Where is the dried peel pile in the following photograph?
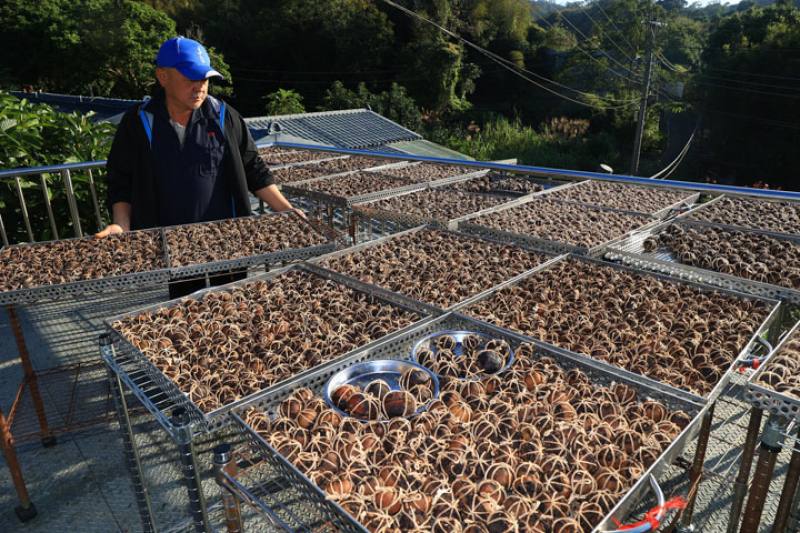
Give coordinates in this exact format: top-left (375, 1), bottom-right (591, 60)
top-left (165, 213), bottom-right (326, 268)
top-left (322, 229), bottom-right (548, 308)
top-left (465, 259), bottom-right (770, 397)
top-left (245, 344), bottom-right (693, 533)
top-left (0, 231), bottom-right (166, 291)
top-left (111, 270), bottom-right (421, 413)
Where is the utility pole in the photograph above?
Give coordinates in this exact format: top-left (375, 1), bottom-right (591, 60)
top-left (630, 20), bottom-right (663, 175)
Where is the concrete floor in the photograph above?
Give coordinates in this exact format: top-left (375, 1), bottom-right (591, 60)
top-left (1, 279), bottom-right (798, 532)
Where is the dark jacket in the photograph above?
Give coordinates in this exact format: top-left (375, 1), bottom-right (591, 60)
top-left (106, 91), bottom-right (273, 230)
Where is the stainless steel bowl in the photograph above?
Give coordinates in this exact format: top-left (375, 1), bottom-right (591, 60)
top-left (323, 359), bottom-right (440, 421)
top-left (411, 330), bottom-right (515, 380)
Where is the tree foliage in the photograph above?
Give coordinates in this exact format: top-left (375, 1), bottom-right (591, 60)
top-left (0, 0), bottom-right (231, 99)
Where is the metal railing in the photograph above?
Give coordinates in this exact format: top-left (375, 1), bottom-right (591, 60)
top-left (3, 139), bottom-right (800, 247)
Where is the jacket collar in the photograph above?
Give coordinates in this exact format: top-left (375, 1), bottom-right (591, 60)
top-left (144, 90), bottom-right (214, 127)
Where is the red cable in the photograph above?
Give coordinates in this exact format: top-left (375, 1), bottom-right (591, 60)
top-left (612, 496), bottom-right (688, 530)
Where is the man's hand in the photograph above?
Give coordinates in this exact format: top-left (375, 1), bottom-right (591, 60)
top-left (291, 208), bottom-right (307, 220)
top-left (95, 224), bottom-right (126, 238)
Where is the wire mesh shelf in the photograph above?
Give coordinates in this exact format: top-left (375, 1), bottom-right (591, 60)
top-left (223, 312), bottom-right (708, 533)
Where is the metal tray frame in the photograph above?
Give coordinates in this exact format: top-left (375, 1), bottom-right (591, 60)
top-left (163, 211), bottom-right (340, 279)
top-left (456, 194), bottom-right (658, 256)
top-left (0, 229), bottom-right (171, 305)
top-left (282, 167), bottom-right (492, 209)
top-left (352, 177), bottom-right (587, 231)
top-left (309, 224), bottom-right (565, 311)
top-left (224, 312), bottom-right (708, 533)
top-left (449, 253), bottom-right (783, 404)
top-left (272, 160), bottom-right (414, 190)
top-left (746, 319), bottom-right (800, 422)
top-left (603, 217), bottom-right (800, 305)
top-left (545, 179), bottom-right (703, 218)
top-left (101, 262), bottom-right (440, 441)
top-left (685, 193), bottom-right (800, 240)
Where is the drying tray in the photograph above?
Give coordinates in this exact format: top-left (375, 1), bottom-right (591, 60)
top-left (0, 229), bottom-right (171, 305)
top-left (351, 178), bottom-right (583, 231)
top-left (272, 159), bottom-right (413, 190)
top-left (100, 262), bottom-right (440, 441)
top-left (456, 194), bottom-right (659, 256)
top-left (747, 319), bottom-right (800, 422)
top-left (281, 167), bottom-right (491, 209)
top-left (684, 193), bottom-right (800, 240)
top-left (603, 213), bottom-right (800, 305)
top-left (546, 179), bottom-right (702, 218)
top-left (449, 253), bottom-right (783, 405)
top-left (162, 211), bottom-right (341, 279)
top-left (310, 224), bottom-right (564, 312)
top-left (225, 312), bottom-right (708, 533)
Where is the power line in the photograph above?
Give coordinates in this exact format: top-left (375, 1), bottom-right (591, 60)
top-left (593, 0), bottom-right (638, 55)
top-left (579, 1), bottom-right (637, 64)
top-left (379, 0), bottom-right (637, 110)
top-left (693, 78), bottom-right (800, 99)
top-left (696, 72), bottom-right (800, 92)
top-left (702, 108), bottom-right (800, 131)
top-left (704, 65), bottom-right (800, 82)
top-left (650, 126), bottom-right (696, 179)
top-left (536, 12), bottom-right (642, 87)
top-left (557, 11), bottom-right (640, 78)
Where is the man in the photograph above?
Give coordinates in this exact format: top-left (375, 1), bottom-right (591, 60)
top-left (97, 37), bottom-right (301, 297)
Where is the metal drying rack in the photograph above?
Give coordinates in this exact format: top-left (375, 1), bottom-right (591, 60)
top-left (100, 262), bottom-right (439, 532)
top-left (603, 205), bottom-right (800, 305)
top-left (309, 224), bottom-right (565, 312)
top-left (213, 313), bottom-right (709, 533)
top-left (456, 194), bottom-right (660, 256)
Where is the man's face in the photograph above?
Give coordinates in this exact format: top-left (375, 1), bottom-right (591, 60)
top-left (156, 67), bottom-right (209, 111)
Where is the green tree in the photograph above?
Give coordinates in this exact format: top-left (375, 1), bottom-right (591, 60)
top-left (695, 2), bottom-right (800, 187)
top-left (0, 92), bottom-right (116, 242)
top-left (263, 89), bottom-right (306, 115)
top-left (0, 0), bottom-right (231, 98)
top-left (320, 81), bottom-right (423, 131)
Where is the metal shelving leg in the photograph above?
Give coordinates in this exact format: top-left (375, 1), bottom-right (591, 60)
top-left (741, 416), bottom-right (786, 533)
top-left (788, 472), bottom-right (800, 532)
top-left (773, 431), bottom-right (800, 533)
top-left (7, 304), bottom-right (55, 447)
top-left (172, 408), bottom-right (210, 533)
top-left (0, 404), bottom-right (37, 522)
top-left (681, 402), bottom-right (716, 526)
top-left (102, 337), bottom-right (156, 533)
top-left (727, 407), bottom-right (765, 533)
top-left (213, 443), bottom-right (243, 533)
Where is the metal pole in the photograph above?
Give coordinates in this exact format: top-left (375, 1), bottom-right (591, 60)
top-left (14, 177), bottom-right (34, 242)
top-left (727, 408), bottom-right (764, 533)
top-left (788, 469), bottom-right (800, 531)
top-left (39, 174), bottom-right (59, 240)
top-left (172, 408), bottom-right (210, 533)
top-left (0, 404), bottom-right (37, 522)
top-left (630, 21), bottom-right (660, 176)
top-left (61, 168), bottom-right (83, 237)
top-left (741, 416), bottom-right (786, 532)
top-left (101, 335), bottom-right (156, 533)
top-left (773, 431), bottom-right (800, 532)
top-left (682, 402), bottom-right (715, 525)
top-left (7, 304), bottom-right (55, 446)
top-left (86, 169), bottom-right (104, 229)
top-left (0, 212), bottom-right (9, 246)
top-left (213, 443), bottom-right (243, 533)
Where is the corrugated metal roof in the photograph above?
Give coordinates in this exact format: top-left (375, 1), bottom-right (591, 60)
top-left (11, 91), bottom-right (139, 124)
top-left (388, 139), bottom-right (474, 160)
top-left (247, 108), bottom-right (421, 148)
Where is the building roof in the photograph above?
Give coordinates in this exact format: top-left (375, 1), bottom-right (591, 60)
top-left (12, 91), bottom-right (139, 124)
top-left (246, 108), bottom-right (422, 149)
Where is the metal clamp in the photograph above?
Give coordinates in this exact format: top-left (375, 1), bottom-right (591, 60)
top-left (738, 336), bottom-right (775, 370)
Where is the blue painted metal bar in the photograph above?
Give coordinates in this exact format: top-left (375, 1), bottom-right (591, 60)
top-left (272, 140), bottom-right (800, 202)
top-left (0, 138), bottom-right (797, 201)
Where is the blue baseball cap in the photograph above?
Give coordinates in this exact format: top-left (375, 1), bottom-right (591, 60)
top-left (156, 37), bottom-right (223, 81)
